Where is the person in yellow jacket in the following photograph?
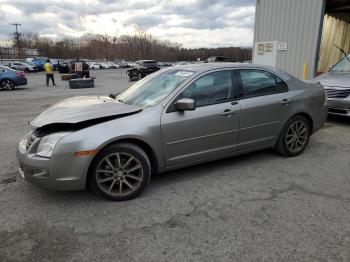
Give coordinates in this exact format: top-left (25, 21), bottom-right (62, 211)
top-left (43, 59), bottom-right (56, 87)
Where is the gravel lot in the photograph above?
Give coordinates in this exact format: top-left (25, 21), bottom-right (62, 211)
top-left (1, 69), bottom-right (350, 262)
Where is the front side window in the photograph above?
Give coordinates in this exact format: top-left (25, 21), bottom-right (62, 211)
top-left (239, 69), bottom-right (287, 98)
top-left (181, 70), bottom-right (232, 107)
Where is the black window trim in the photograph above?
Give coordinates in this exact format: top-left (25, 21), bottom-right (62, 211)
top-left (236, 68), bottom-right (289, 100)
top-left (166, 68), bottom-right (238, 113)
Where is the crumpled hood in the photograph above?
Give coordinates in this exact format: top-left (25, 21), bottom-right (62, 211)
top-left (31, 96), bottom-right (142, 128)
top-left (315, 72), bottom-right (350, 88)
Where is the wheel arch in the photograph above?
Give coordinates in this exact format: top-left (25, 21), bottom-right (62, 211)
top-left (281, 111), bottom-right (314, 134)
top-left (293, 112), bottom-right (314, 134)
top-left (89, 137), bottom-right (160, 176)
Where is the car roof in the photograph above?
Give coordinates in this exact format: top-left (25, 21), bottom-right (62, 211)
top-left (167, 63), bottom-right (293, 81)
top-left (137, 60), bottom-right (156, 62)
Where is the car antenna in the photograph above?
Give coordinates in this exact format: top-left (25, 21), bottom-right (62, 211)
top-left (334, 44), bottom-right (350, 63)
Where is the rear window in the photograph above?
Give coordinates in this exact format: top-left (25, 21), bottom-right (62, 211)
top-left (0, 66), bottom-right (15, 72)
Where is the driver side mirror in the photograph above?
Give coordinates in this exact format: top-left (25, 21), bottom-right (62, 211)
top-left (175, 98), bottom-right (196, 111)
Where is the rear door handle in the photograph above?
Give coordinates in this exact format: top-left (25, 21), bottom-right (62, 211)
top-left (220, 109), bottom-right (236, 116)
top-left (280, 99), bottom-right (290, 105)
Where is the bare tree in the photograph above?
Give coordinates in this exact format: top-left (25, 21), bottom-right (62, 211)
top-left (11, 31), bottom-right (252, 62)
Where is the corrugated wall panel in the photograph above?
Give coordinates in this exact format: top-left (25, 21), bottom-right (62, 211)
top-left (254, 0), bottom-right (325, 79)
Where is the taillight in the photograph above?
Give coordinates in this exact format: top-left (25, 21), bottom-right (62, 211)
top-left (16, 71), bottom-right (25, 78)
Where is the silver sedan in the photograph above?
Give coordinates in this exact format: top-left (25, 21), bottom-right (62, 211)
top-left (315, 54), bottom-right (350, 117)
top-left (17, 63), bottom-right (327, 201)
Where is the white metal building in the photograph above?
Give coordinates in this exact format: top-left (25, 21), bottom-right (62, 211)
top-left (253, 0), bottom-right (350, 79)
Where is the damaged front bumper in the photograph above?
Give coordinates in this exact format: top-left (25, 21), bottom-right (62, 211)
top-left (327, 98), bottom-right (350, 117)
top-left (16, 134), bottom-right (92, 191)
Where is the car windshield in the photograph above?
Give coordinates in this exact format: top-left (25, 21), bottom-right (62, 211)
top-left (118, 70), bottom-right (194, 107)
top-left (331, 55), bottom-right (350, 72)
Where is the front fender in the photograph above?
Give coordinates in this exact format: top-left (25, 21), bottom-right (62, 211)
top-left (53, 105), bottom-right (165, 173)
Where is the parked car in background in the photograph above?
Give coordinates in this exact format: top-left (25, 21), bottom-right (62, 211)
top-left (28, 57), bottom-right (48, 71)
top-left (118, 62), bottom-right (131, 68)
top-left (89, 63), bottom-right (102, 70)
top-left (50, 59), bottom-right (59, 70)
top-left (0, 65), bottom-right (27, 90)
top-left (58, 60), bottom-right (70, 74)
top-left (108, 62), bottom-right (120, 69)
top-left (16, 63), bottom-right (327, 201)
top-left (70, 60), bottom-right (90, 78)
top-left (174, 62), bottom-right (190, 66)
top-left (58, 60), bottom-right (90, 78)
top-left (99, 62), bottom-right (113, 69)
top-left (205, 56), bottom-right (229, 63)
top-left (10, 62), bottom-right (38, 72)
top-left (158, 62), bottom-right (173, 67)
top-left (315, 54), bottom-right (350, 117)
top-left (127, 60), bottom-right (160, 80)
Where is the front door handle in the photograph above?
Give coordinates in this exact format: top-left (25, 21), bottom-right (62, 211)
top-left (280, 99), bottom-right (290, 105)
top-left (220, 109), bottom-right (235, 116)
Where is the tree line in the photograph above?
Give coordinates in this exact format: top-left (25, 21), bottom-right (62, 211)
top-left (16, 30), bottom-right (252, 62)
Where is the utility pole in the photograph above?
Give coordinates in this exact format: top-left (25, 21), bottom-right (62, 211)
top-left (11, 23), bottom-right (21, 59)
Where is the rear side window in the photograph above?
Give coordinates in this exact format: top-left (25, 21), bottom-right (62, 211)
top-left (239, 69), bottom-right (288, 98)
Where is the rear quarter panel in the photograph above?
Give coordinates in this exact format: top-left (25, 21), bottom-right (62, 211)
top-left (288, 78), bottom-right (327, 133)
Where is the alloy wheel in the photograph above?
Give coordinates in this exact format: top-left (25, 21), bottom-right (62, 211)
top-left (285, 120), bottom-right (308, 153)
top-left (95, 152), bottom-right (144, 197)
top-left (1, 80), bottom-right (15, 90)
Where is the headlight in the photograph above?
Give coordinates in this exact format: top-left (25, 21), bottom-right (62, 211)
top-left (36, 132), bottom-right (70, 158)
top-left (19, 134), bottom-right (29, 154)
top-left (323, 90), bottom-right (328, 106)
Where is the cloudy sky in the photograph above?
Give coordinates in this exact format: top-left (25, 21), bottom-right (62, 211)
top-left (0, 0), bottom-right (256, 48)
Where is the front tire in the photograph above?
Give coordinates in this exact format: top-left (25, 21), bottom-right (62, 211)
top-left (275, 115), bottom-right (311, 157)
top-left (88, 143), bottom-right (151, 201)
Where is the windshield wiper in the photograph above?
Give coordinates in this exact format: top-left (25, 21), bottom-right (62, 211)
top-left (109, 93), bottom-right (119, 99)
top-left (109, 93), bottom-right (126, 103)
top-left (334, 44), bottom-right (350, 63)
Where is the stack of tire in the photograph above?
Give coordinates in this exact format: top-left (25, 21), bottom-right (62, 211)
top-left (69, 78), bottom-right (95, 89)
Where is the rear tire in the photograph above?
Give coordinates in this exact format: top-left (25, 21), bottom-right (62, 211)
top-left (275, 115), bottom-right (311, 157)
top-left (88, 143), bottom-right (151, 201)
top-left (0, 80), bottom-right (15, 91)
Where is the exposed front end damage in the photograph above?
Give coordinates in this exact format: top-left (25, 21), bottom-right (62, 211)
top-left (16, 95), bottom-right (143, 191)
